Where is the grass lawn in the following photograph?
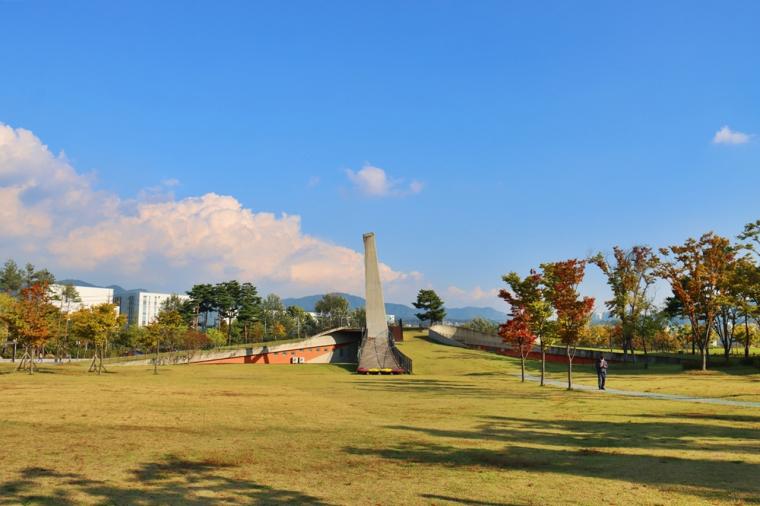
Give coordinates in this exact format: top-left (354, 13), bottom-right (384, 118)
top-left (515, 353), bottom-right (760, 403)
top-left (0, 331), bottom-right (758, 505)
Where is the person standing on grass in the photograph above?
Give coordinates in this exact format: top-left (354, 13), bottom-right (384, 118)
top-left (596, 355), bottom-right (608, 390)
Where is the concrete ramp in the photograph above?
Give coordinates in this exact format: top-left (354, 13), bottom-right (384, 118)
top-left (357, 233), bottom-right (409, 374)
top-left (112, 328), bottom-right (361, 367)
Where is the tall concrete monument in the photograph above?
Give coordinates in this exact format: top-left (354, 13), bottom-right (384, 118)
top-left (357, 233), bottom-right (407, 374)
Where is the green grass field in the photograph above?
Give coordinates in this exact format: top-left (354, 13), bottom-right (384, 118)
top-left (1, 331), bottom-right (758, 505)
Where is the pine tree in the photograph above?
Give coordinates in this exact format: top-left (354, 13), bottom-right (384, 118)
top-left (412, 289), bottom-right (446, 326)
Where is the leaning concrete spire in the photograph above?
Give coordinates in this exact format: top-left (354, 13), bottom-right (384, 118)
top-left (357, 233), bottom-right (405, 373)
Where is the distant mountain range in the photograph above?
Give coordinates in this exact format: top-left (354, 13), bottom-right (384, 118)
top-left (283, 292), bottom-right (506, 323)
top-left (57, 279), bottom-right (148, 293)
top-left (56, 281), bottom-right (506, 323)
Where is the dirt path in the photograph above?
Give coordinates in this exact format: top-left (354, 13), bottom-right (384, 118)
top-left (522, 374), bottom-right (760, 409)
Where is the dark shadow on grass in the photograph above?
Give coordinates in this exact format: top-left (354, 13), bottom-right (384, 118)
top-left (638, 412), bottom-right (760, 423)
top-left (345, 441), bottom-right (759, 503)
top-left (355, 378), bottom-right (498, 397)
top-left (345, 413), bottom-right (760, 503)
top-left (0, 456), bottom-right (332, 505)
top-left (384, 413), bottom-right (759, 452)
top-left (420, 493), bottom-right (524, 506)
top-left (329, 363), bottom-right (358, 373)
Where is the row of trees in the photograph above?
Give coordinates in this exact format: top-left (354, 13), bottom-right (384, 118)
top-left (0, 267), bottom-right (377, 373)
top-left (0, 260), bottom-right (125, 374)
top-left (181, 286), bottom-right (367, 344)
top-left (498, 220), bottom-right (760, 389)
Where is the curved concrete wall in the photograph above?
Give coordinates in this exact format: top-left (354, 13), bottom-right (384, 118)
top-left (113, 328), bottom-right (361, 366)
top-left (429, 324), bottom-right (689, 365)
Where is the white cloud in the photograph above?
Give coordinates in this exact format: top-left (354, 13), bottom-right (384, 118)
top-left (0, 123), bottom-right (422, 296)
top-left (446, 285), bottom-right (500, 307)
top-left (712, 125), bottom-right (751, 145)
top-left (345, 164), bottom-right (422, 197)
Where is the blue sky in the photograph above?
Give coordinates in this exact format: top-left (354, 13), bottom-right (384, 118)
top-left (1, 1), bottom-right (759, 310)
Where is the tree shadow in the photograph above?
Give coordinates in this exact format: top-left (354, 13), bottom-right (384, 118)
top-left (385, 413), bottom-right (759, 452)
top-left (354, 378), bottom-right (501, 397)
top-left (344, 414), bottom-right (760, 503)
top-left (0, 456), bottom-right (332, 505)
top-left (420, 493), bottom-right (524, 506)
top-left (329, 363), bottom-right (357, 373)
top-left (638, 412), bottom-right (760, 423)
top-left (346, 441), bottom-right (758, 503)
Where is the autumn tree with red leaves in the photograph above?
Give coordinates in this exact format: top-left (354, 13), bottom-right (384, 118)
top-left (499, 271), bottom-right (552, 384)
top-left (498, 308), bottom-right (536, 382)
top-left (541, 259), bottom-right (595, 390)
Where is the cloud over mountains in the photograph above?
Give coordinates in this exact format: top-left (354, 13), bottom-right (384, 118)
top-left (0, 123), bottom-right (421, 296)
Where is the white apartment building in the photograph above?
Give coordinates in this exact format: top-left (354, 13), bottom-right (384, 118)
top-left (116, 290), bottom-right (189, 327)
top-left (50, 285), bottom-right (115, 313)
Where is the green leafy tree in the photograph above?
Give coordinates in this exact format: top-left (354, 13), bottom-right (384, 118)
top-left (736, 221), bottom-right (760, 358)
top-left (237, 284), bottom-right (262, 340)
top-left (351, 307), bottom-right (367, 329)
top-left (160, 294), bottom-right (195, 326)
top-left (412, 289), bottom-right (446, 327)
top-left (22, 263), bottom-right (55, 289)
top-left (144, 310), bottom-right (187, 374)
top-left (214, 281), bottom-right (243, 344)
top-left (118, 324), bottom-right (147, 352)
top-left (0, 292), bottom-right (14, 343)
top-left (314, 293), bottom-right (350, 328)
top-left (286, 305), bottom-right (307, 338)
top-left (287, 305), bottom-right (317, 337)
top-left (187, 283), bottom-right (216, 330)
top-left (0, 259), bottom-right (24, 295)
top-left (590, 246), bottom-right (659, 362)
top-left (206, 328), bottom-right (227, 348)
top-left (634, 306), bottom-right (669, 355)
top-left (463, 317), bottom-right (498, 335)
top-left (250, 322), bottom-right (265, 342)
top-left (712, 256), bottom-right (745, 361)
top-left (58, 284), bottom-right (81, 312)
top-left (731, 257), bottom-right (760, 359)
top-left (70, 303), bottom-right (123, 375)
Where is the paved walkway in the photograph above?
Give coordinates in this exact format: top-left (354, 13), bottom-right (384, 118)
top-left (522, 374), bottom-right (760, 409)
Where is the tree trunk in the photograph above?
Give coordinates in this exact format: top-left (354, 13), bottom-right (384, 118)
top-left (700, 326), bottom-right (708, 371)
top-left (154, 343), bottom-right (159, 375)
top-left (566, 344), bottom-right (573, 390)
top-left (745, 316), bottom-right (751, 360)
top-left (520, 354), bottom-right (525, 382)
top-left (540, 345), bottom-right (546, 386)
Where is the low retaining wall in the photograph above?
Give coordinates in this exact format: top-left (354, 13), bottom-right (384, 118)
top-left (429, 324), bottom-right (683, 365)
top-left (112, 329), bottom-right (361, 366)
